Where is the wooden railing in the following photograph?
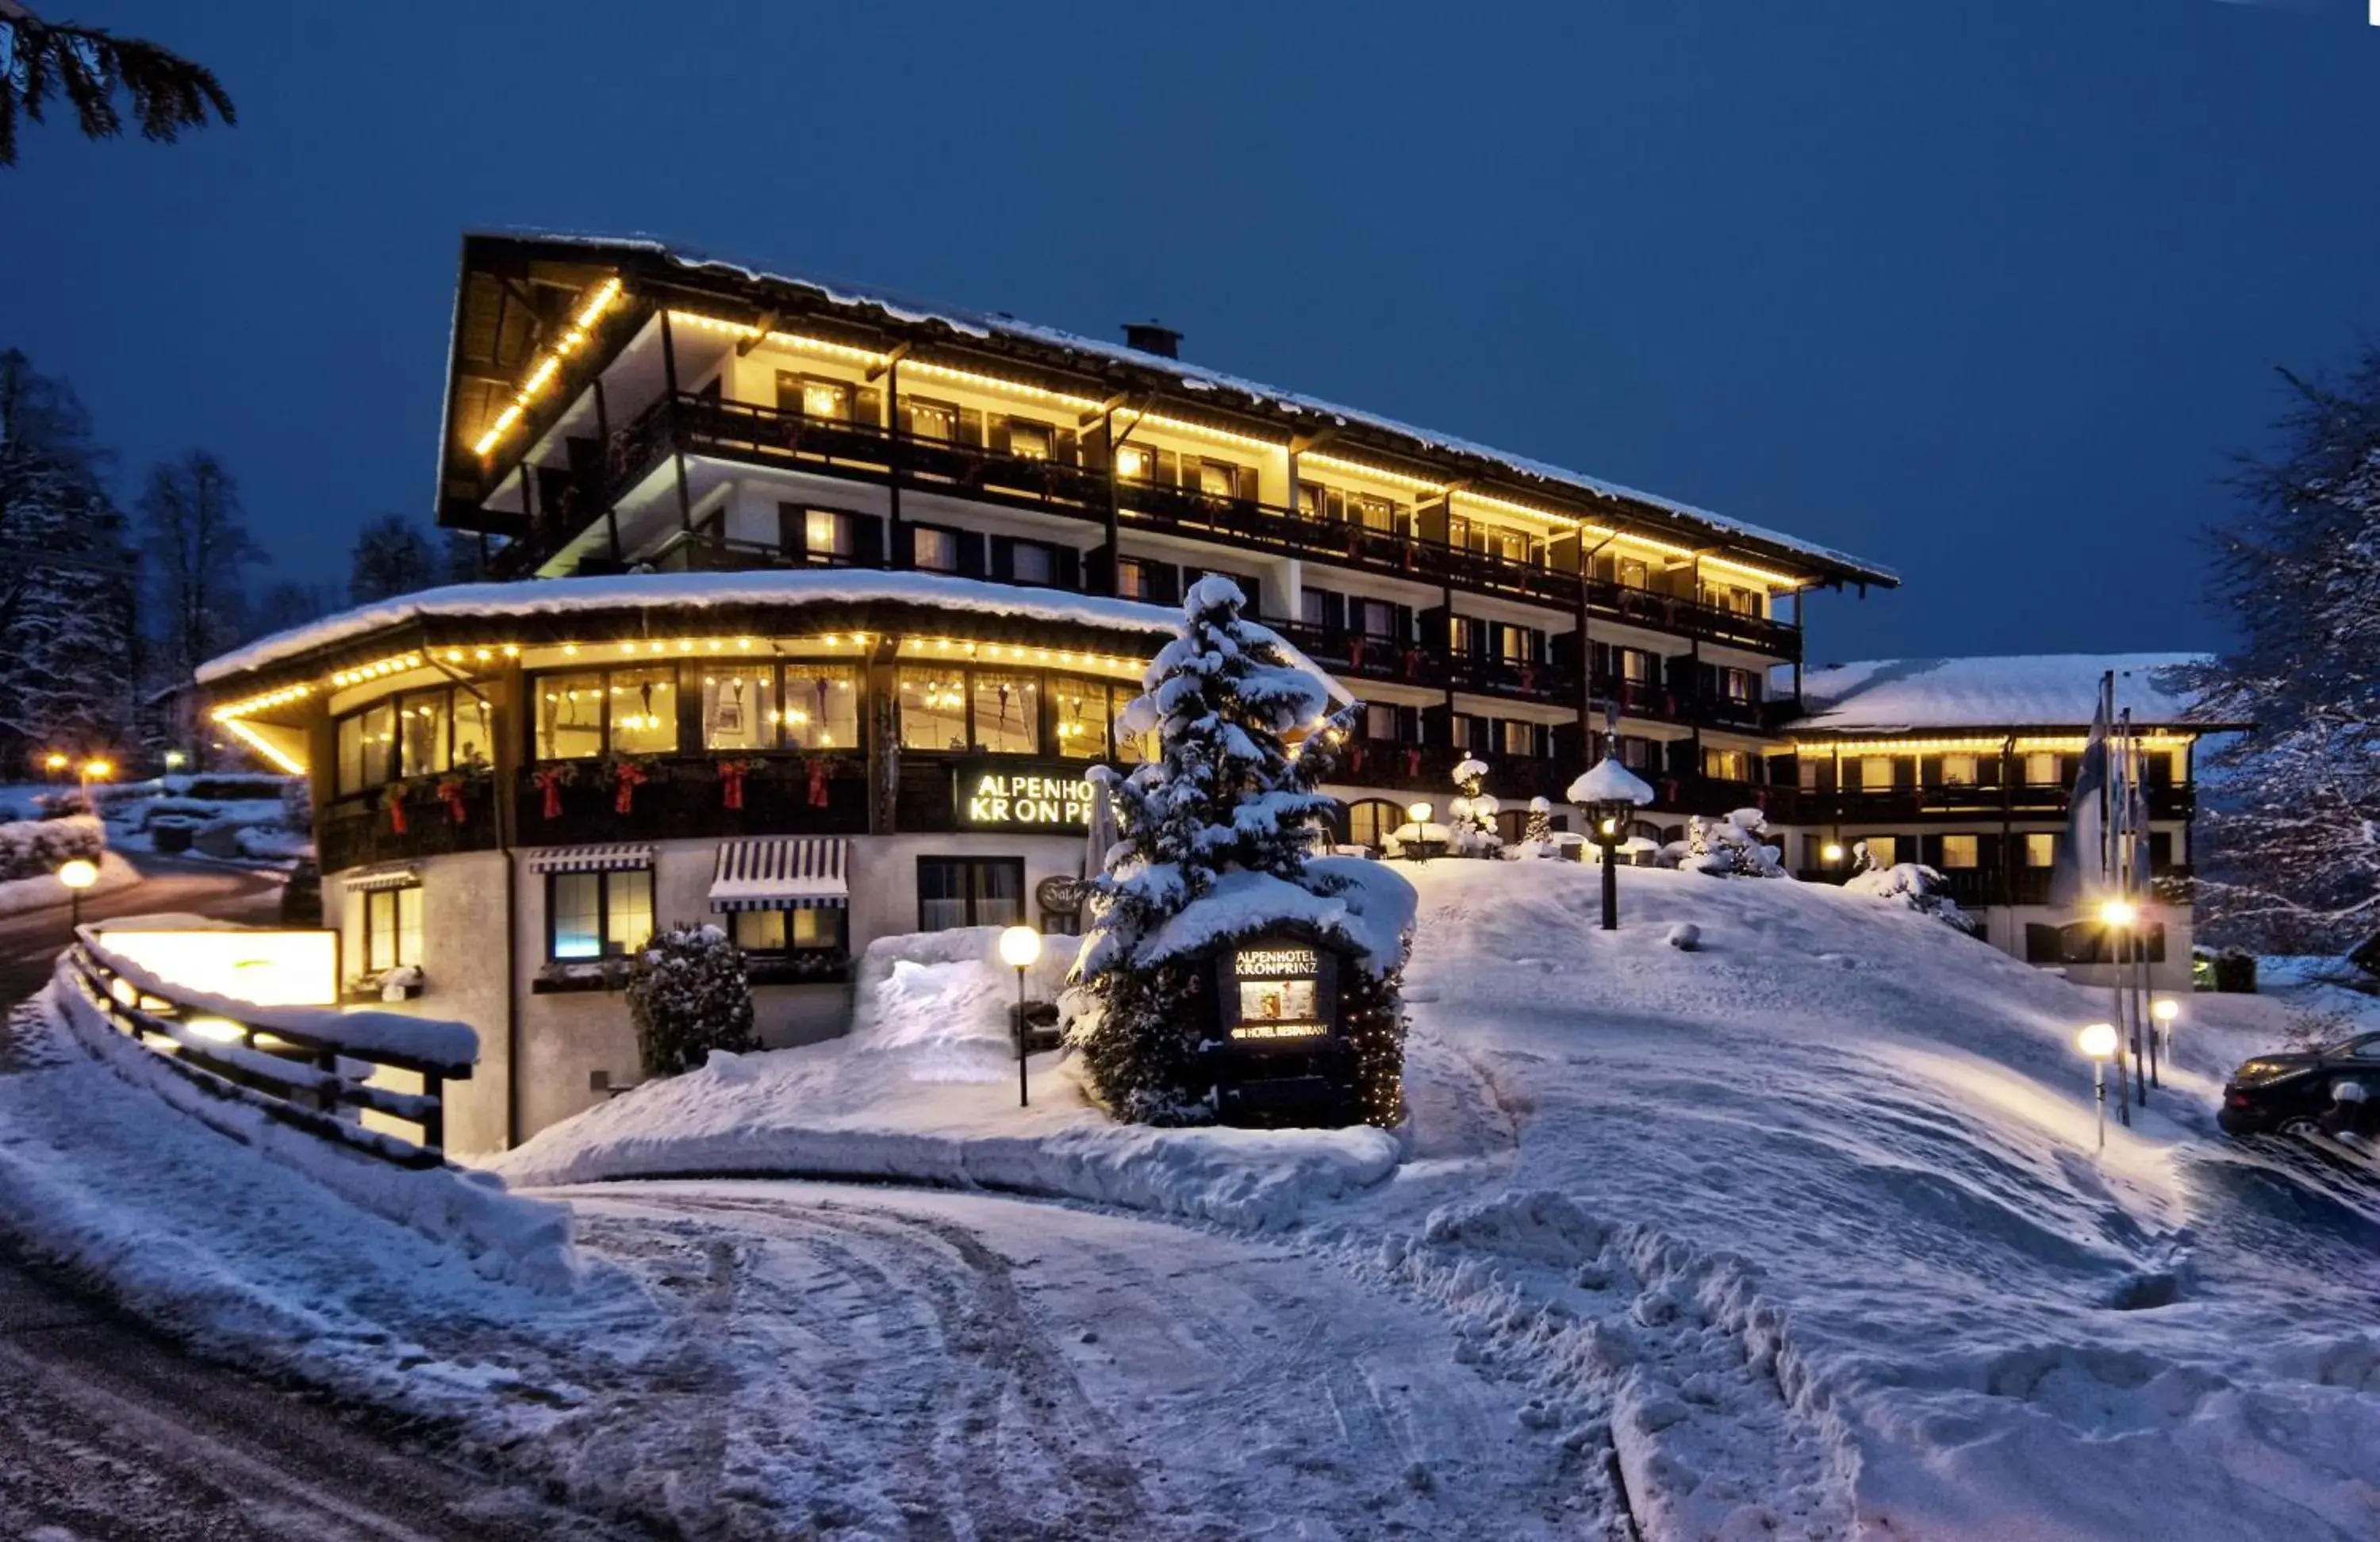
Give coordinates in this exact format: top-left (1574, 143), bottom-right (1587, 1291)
top-left (63, 929), bottom-right (475, 1168)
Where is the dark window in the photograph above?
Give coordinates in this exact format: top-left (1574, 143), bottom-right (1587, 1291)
top-left (1008, 539), bottom-right (1057, 586)
top-left (363, 886), bottom-right (423, 971)
top-left (913, 527), bottom-right (960, 573)
top-left (917, 857), bottom-right (1025, 931)
top-left (547, 869), bottom-right (654, 961)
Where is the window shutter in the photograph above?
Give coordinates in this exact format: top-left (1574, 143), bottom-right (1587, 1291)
top-left (960, 407), bottom-right (985, 447)
top-left (896, 400), bottom-right (916, 437)
top-left (1397, 705), bottom-right (1421, 742)
top-left (1150, 562), bottom-right (1180, 606)
top-left (777, 503), bottom-right (806, 557)
top-left (1155, 449), bottom-right (1180, 488)
top-left (853, 514), bottom-right (885, 566)
top-left (775, 371), bottom-right (803, 413)
top-left (1054, 427), bottom-right (1078, 466)
top-left (989, 416), bottom-right (1012, 455)
top-left (1237, 465), bottom-right (1259, 501)
top-left (1057, 546), bottom-right (1082, 591)
top-left (988, 537), bottom-right (1014, 581)
top-left (1322, 591), bottom-right (1347, 632)
top-left (959, 531), bottom-right (988, 578)
top-left (855, 386), bottom-right (881, 427)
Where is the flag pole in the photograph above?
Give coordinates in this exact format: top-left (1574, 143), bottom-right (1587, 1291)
top-left (2102, 673), bottom-right (2131, 1125)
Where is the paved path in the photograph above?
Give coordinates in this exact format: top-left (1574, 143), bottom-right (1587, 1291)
top-left (0, 852), bottom-right (283, 1006)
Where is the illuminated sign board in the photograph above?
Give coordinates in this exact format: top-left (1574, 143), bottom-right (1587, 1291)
top-left (961, 769), bottom-right (1096, 830)
top-left (1228, 942), bottom-right (1328, 1042)
top-left (94, 928), bottom-right (340, 1007)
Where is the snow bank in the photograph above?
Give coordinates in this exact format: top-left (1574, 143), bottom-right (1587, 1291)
top-left (0, 811), bottom-right (102, 882)
top-left (1138, 857), bottom-right (1416, 975)
top-left (850, 925), bottom-right (1079, 1082)
top-left (0, 848), bottom-right (138, 919)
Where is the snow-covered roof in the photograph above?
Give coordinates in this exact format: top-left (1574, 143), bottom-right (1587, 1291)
top-left (1138, 857), bottom-right (1417, 976)
top-left (1568, 758), bottom-right (1658, 807)
top-left (196, 570), bottom-right (1349, 704)
top-left (475, 230), bottom-right (1898, 587)
top-left (1787, 654), bottom-right (2235, 736)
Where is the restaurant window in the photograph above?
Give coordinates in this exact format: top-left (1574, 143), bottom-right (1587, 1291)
top-left (397, 690), bottom-right (451, 777)
top-left (608, 666), bottom-right (679, 755)
top-left (452, 692), bottom-right (494, 767)
top-left (1296, 483), bottom-right (1325, 520)
top-left (535, 671), bottom-right (608, 761)
top-left (363, 885), bottom-right (423, 972)
top-left (2024, 832), bottom-right (2057, 867)
top-left (2025, 753), bottom-right (2060, 786)
top-left (1940, 834), bottom-right (1979, 869)
top-left (781, 663), bottom-right (859, 750)
top-left (898, 669), bottom-right (969, 751)
top-left (1859, 757), bottom-right (1895, 791)
top-left (916, 857), bottom-right (1024, 931)
top-left (547, 869), bottom-right (653, 961)
top-left (702, 668), bottom-right (776, 751)
top-left (1052, 677), bottom-right (1108, 759)
top-left (336, 700), bottom-right (395, 794)
top-left (1114, 443), bottom-right (1152, 481)
top-left (731, 907), bottom-right (842, 954)
top-left (972, 673), bottom-right (1039, 754)
top-left (1940, 754), bottom-right (1979, 786)
top-left (1196, 459), bottom-right (1240, 499)
top-left (779, 373), bottom-right (851, 421)
top-left (1008, 420), bottom-right (1053, 460)
top-left (906, 397), bottom-right (958, 442)
top-left (913, 526), bottom-right (960, 573)
top-left (1111, 684), bottom-right (1158, 763)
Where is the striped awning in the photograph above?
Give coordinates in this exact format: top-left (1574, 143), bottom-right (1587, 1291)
top-left (710, 838), bottom-right (850, 912)
top-left (527, 843), bottom-right (654, 874)
top-left (340, 865), bottom-right (420, 893)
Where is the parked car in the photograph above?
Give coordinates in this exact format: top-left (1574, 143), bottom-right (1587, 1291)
top-left (2217, 1032), bottom-right (2380, 1137)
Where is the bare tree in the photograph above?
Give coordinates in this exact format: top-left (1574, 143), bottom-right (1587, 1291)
top-left (139, 450), bottom-right (261, 682)
top-left (0, 2), bottom-right (234, 167)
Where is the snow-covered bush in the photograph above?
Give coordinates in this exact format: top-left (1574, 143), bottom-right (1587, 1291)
top-left (1511, 796), bottom-right (1558, 858)
top-left (627, 923), bottom-right (758, 1079)
top-left (0, 812), bottom-right (102, 882)
top-left (1447, 758), bottom-right (1503, 857)
top-left (1841, 843), bottom-right (1983, 935)
top-left (1679, 810), bottom-right (1787, 879)
top-left (1065, 576), bottom-right (1410, 1127)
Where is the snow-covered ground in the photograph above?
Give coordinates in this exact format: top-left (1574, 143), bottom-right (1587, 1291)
top-left (4, 861), bottom-right (2378, 1538)
top-left (0, 850), bottom-right (140, 919)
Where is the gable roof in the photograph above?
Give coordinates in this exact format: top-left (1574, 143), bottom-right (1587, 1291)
top-left (1788, 654), bottom-right (2244, 736)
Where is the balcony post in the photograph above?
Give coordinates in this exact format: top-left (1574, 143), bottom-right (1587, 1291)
top-left (658, 306), bottom-right (693, 536)
top-left (885, 359), bottom-right (905, 570)
top-left (592, 374), bottom-right (622, 563)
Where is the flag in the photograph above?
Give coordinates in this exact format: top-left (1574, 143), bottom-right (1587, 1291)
top-left (2049, 684), bottom-right (2110, 908)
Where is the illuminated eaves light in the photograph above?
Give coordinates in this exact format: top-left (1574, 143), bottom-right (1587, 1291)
top-left (221, 719), bottom-right (305, 776)
top-left (471, 277), bottom-right (625, 458)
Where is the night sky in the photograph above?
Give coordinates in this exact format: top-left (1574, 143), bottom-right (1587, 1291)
top-left (7, 0), bottom-right (2378, 664)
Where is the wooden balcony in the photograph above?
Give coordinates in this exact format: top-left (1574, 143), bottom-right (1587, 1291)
top-left (498, 392), bottom-right (1802, 658)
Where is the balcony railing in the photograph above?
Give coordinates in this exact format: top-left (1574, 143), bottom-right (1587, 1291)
top-left (1796, 783), bottom-right (2196, 822)
top-left (500, 391), bottom-right (1801, 656)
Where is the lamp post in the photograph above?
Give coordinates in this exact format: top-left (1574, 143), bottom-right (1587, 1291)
top-left (2151, 996), bottom-right (2179, 1082)
top-left (79, 758), bottom-right (113, 818)
top-left (1568, 756), bottom-right (1657, 932)
top-left (998, 924), bottom-right (1042, 1108)
top-left (2098, 897), bottom-right (2142, 1108)
top-left (56, 857), bottom-right (98, 930)
top-left (43, 752), bottom-right (68, 781)
top-left (2078, 1021), bottom-right (2118, 1153)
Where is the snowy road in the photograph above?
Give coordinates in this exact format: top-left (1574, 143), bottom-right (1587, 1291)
top-left (550, 1181), bottom-right (1596, 1540)
top-left (0, 1249), bottom-right (645, 1542)
top-left (0, 850), bottom-right (282, 1005)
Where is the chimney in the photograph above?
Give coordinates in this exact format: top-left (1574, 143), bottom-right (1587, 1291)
top-left (1122, 320), bottom-right (1182, 359)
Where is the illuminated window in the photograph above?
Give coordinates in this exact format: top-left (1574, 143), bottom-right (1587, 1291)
top-left (1705, 747), bottom-right (1750, 781)
top-left (1859, 757), bottom-right (1895, 791)
top-left (1363, 703), bottom-right (1399, 741)
top-left (1502, 720), bottom-right (1538, 758)
top-left (336, 701), bottom-right (396, 794)
top-left (2025, 753), bottom-right (2059, 786)
top-left (1940, 754), bottom-right (1979, 786)
top-left (452, 692), bottom-right (493, 768)
top-left (1940, 834), bottom-right (1979, 869)
top-left (913, 527), bottom-right (960, 572)
top-left (805, 508), bottom-right (852, 560)
top-left (702, 670), bottom-right (775, 752)
top-left (781, 664), bottom-right (858, 750)
top-left (1115, 558), bottom-right (1149, 599)
top-left (536, 670), bottom-right (606, 761)
top-left (397, 691), bottom-right (451, 777)
top-left (731, 907), bottom-right (841, 953)
top-left (1797, 758), bottom-right (1821, 790)
top-left (1356, 495), bottom-right (1398, 533)
top-left (1052, 677), bottom-right (1108, 760)
top-left (363, 885), bottom-right (423, 972)
top-left (917, 857), bottom-right (1023, 931)
top-left (1620, 649), bottom-right (1653, 684)
top-left (801, 379), bottom-right (850, 420)
top-left (548, 869), bottom-right (652, 961)
top-left (1008, 420), bottom-right (1053, 460)
top-left (1197, 460), bottom-right (1240, 499)
top-left (608, 666), bottom-right (679, 755)
top-left (1863, 836), bottom-right (1898, 866)
top-left (1115, 443), bottom-right (1151, 481)
top-left (1296, 483), bottom-right (1326, 520)
top-left (972, 673), bottom-right (1039, 754)
top-left (907, 399), bottom-right (958, 442)
top-left (1618, 557), bottom-right (1650, 590)
top-left (2024, 832), bottom-right (2056, 867)
top-left (898, 668), bottom-right (969, 751)
top-left (1111, 685), bottom-right (1158, 762)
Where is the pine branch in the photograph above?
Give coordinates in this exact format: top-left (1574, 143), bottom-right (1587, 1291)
top-left (0, 2), bottom-right (235, 167)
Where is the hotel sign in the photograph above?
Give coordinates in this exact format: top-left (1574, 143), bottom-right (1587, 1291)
top-left (958, 765), bottom-right (1096, 830)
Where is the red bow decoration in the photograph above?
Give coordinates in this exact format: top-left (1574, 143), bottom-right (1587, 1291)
top-left (720, 759), bottom-right (750, 811)
top-left (804, 756), bottom-right (831, 809)
top-left (436, 775), bottom-right (468, 825)
top-left (532, 765), bottom-right (570, 820)
top-left (1348, 742), bottom-right (1367, 775)
top-left (1348, 636), bottom-right (1366, 669)
top-left (1403, 747), bottom-right (1422, 779)
top-left (613, 760), bottom-right (649, 815)
top-left (1519, 662), bottom-right (1537, 694)
top-left (382, 783), bottom-right (408, 834)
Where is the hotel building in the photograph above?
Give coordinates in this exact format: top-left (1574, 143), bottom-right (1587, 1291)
top-left (200, 231), bottom-right (1915, 1152)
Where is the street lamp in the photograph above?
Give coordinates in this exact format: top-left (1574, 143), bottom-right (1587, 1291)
top-left (2098, 898), bottom-right (2137, 929)
top-left (1821, 842), bottom-right (1845, 865)
top-left (162, 749), bottom-right (188, 772)
top-left (1568, 757), bottom-right (1656, 932)
top-left (43, 752), bottom-right (68, 778)
top-left (2152, 995), bottom-right (2180, 1072)
top-left (56, 857), bottom-right (98, 930)
top-left (78, 758), bottom-right (113, 816)
top-left (2078, 1021), bottom-right (2119, 1152)
top-left (998, 924), bottom-right (1042, 1108)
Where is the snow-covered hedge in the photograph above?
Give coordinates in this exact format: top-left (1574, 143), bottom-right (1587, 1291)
top-left (0, 812), bottom-right (103, 882)
top-left (1842, 850), bottom-right (1983, 935)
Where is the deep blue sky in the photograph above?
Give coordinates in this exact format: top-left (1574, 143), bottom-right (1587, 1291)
top-left (6, 0), bottom-right (2378, 663)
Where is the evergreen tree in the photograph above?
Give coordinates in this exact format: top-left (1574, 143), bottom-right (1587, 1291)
top-left (1068, 576), bottom-right (1365, 1122)
top-left (0, 349), bottom-right (135, 773)
top-left (139, 449), bottom-right (261, 684)
top-left (0, 2), bottom-right (235, 167)
top-left (2176, 349), bottom-right (2380, 953)
top-left (348, 512), bottom-right (440, 603)
top-left (444, 529), bottom-right (485, 585)
top-left (249, 579), bottom-right (338, 636)
top-left (627, 923), bottom-right (758, 1078)
top-left (1522, 796), bottom-right (1554, 851)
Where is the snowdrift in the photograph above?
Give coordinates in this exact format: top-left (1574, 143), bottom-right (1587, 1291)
top-left (491, 926), bottom-right (1399, 1228)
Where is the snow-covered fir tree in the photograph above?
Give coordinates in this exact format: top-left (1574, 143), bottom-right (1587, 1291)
top-left (1066, 576), bottom-right (1403, 1125)
top-left (0, 350), bottom-right (136, 774)
top-left (627, 923), bottom-right (758, 1077)
top-left (2175, 347), bottom-right (2380, 953)
top-left (1446, 756), bottom-right (1503, 857)
top-left (1520, 796), bottom-right (1554, 855)
top-left (1679, 809), bottom-right (1788, 878)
